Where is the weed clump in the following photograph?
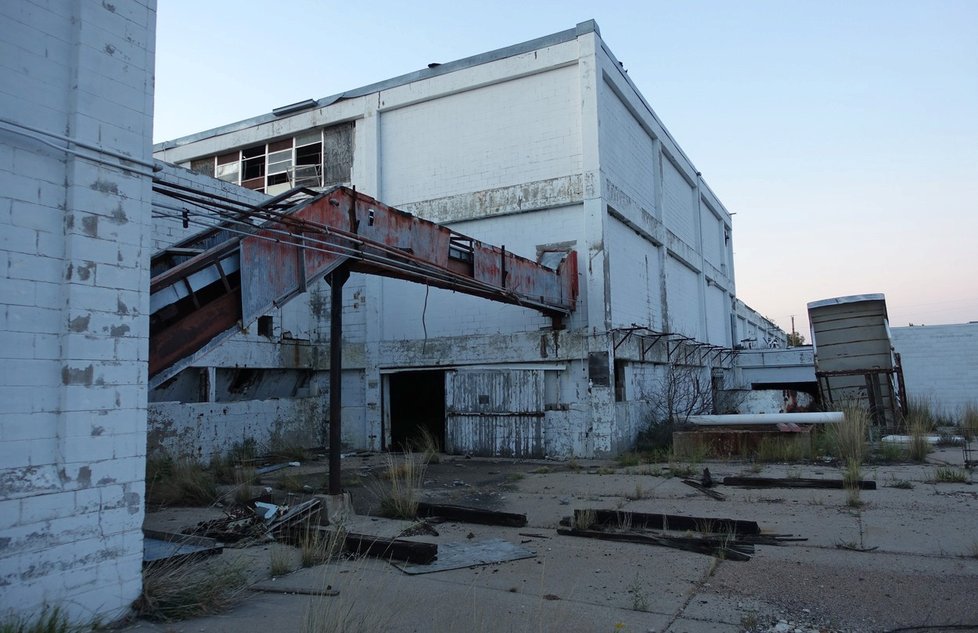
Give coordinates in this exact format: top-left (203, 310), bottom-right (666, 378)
top-left (135, 559), bottom-right (247, 621)
top-left (375, 452), bottom-right (428, 519)
top-left (146, 456), bottom-right (218, 508)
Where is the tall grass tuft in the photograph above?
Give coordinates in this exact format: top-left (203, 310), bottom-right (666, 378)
top-left (961, 402), bottom-right (978, 440)
top-left (834, 404), bottom-right (869, 507)
top-left (375, 452), bottom-right (428, 519)
top-left (135, 558), bottom-right (248, 621)
top-left (906, 413), bottom-right (932, 462)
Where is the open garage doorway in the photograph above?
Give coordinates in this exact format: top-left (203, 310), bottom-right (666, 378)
top-left (387, 370), bottom-right (446, 451)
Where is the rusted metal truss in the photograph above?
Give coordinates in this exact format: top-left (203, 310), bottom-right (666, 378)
top-left (149, 185), bottom-right (578, 383)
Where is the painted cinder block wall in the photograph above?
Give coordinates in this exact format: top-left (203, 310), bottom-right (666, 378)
top-left (0, 1), bottom-right (156, 622)
top-left (891, 323), bottom-right (978, 417)
top-left (151, 21), bottom-right (785, 458)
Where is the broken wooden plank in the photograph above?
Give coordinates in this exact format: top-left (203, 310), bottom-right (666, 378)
top-left (343, 532), bottom-right (438, 564)
top-left (557, 527), bottom-right (752, 561)
top-left (680, 479), bottom-right (727, 501)
top-left (572, 509), bottom-right (760, 535)
top-left (722, 476), bottom-right (877, 490)
top-left (416, 502), bottom-right (527, 527)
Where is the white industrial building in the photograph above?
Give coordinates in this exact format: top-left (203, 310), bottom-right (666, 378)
top-left (0, 11), bottom-right (789, 623)
top-left (152, 20), bottom-right (784, 461)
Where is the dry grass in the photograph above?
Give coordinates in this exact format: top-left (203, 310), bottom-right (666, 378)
top-left (833, 405), bottom-right (869, 467)
top-left (0, 608), bottom-right (72, 633)
top-left (270, 546), bottom-right (295, 577)
top-left (574, 508), bottom-right (596, 530)
top-left (834, 405), bottom-right (869, 507)
top-left (135, 558), bottom-right (248, 621)
top-left (375, 452), bottom-right (428, 519)
top-left (933, 466), bottom-right (968, 483)
top-left (906, 413), bottom-right (932, 462)
top-left (961, 402), bottom-right (978, 440)
top-left (301, 528), bottom-right (346, 568)
top-left (146, 456), bottom-right (218, 508)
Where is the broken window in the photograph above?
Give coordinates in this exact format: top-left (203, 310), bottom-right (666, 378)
top-left (190, 157), bottom-right (215, 178)
top-left (614, 359), bottom-right (627, 402)
top-left (190, 122), bottom-right (352, 193)
top-left (241, 145), bottom-right (266, 190)
top-left (215, 152), bottom-right (239, 183)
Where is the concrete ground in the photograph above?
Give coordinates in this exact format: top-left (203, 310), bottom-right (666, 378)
top-left (130, 446), bottom-right (978, 633)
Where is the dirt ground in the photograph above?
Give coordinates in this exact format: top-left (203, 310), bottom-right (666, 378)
top-left (134, 446), bottom-right (978, 633)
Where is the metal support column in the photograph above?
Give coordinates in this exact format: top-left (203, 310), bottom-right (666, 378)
top-left (327, 265), bottom-right (350, 495)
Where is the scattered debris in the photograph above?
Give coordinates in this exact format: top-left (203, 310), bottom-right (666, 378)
top-left (681, 478), bottom-right (727, 500)
top-left (416, 502), bottom-right (528, 527)
top-left (187, 505), bottom-right (267, 543)
top-left (267, 498), bottom-right (322, 537)
top-left (397, 520), bottom-right (440, 538)
top-left (722, 476), bottom-right (877, 490)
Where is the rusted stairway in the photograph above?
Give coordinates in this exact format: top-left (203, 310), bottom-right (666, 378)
top-left (149, 185), bottom-right (578, 386)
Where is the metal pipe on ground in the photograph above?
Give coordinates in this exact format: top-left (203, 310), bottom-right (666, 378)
top-left (686, 412), bottom-right (844, 426)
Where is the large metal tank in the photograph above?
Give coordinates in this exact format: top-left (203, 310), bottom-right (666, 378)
top-left (807, 294), bottom-right (905, 429)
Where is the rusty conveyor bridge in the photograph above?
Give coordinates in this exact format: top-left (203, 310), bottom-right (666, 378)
top-left (149, 183), bottom-right (578, 493)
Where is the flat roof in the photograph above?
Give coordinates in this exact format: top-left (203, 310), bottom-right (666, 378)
top-left (806, 294), bottom-right (887, 310)
top-left (154, 20), bottom-right (600, 152)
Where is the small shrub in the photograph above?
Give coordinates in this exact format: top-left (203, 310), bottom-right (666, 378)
top-left (627, 573), bottom-right (650, 612)
top-left (267, 437), bottom-right (309, 462)
top-left (505, 472), bottom-right (525, 483)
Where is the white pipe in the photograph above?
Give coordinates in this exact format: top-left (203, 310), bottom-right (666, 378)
top-left (881, 434), bottom-right (965, 446)
top-left (687, 412), bottom-right (844, 426)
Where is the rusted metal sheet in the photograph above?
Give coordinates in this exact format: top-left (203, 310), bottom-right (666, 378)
top-left (445, 370), bottom-right (545, 457)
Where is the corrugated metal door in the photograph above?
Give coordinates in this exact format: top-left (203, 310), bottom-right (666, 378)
top-left (445, 369), bottom-right (545, 458)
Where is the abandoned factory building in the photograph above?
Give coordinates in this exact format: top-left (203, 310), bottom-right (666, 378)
top-left (151, 20), bottom-right (784, 461)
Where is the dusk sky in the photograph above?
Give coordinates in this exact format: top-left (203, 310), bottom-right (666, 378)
top-left (154, 0), bottom-right (978, 337)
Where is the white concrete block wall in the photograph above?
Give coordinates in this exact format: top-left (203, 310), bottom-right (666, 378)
top-left (665, 256), bottom-right (702, 339)
top-left (607, 215), bottom-right (662, 329)
top-left (705, 285), bottom-right (729, 346)
top-left (891, 324), bottom-right (978, 417)
top-left (379, 64), bottom-right (582, 205)
top-left (662, 159), bottom-right (696, 245)
top-left (0, 0), bottom-right (156, 623)
top-left (600, 90), bottom-right (655, 213)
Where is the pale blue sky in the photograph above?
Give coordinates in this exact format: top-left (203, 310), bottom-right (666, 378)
top-left (154, 1), bottom-right (978, 336)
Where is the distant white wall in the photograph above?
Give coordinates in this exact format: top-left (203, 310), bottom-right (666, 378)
top-left (379, 64), bottom-right (582, 206)
top-left (892, 323), bottom-right (978, 417)
top-left (0, 1), bottom-right (156, 623)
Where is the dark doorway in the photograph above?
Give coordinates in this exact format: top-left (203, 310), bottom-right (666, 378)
top-left (389, 370), bottom-right (445, 451)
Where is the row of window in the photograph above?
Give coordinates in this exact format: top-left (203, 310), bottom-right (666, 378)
top-left (190, 123), bottom-right (353, 195)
